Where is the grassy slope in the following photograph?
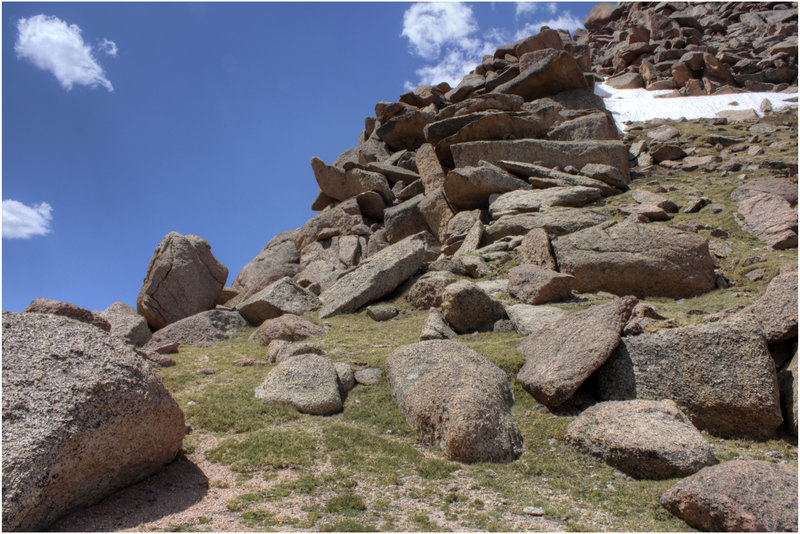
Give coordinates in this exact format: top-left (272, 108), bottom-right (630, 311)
top-left (155, 109), bottom-right (798, 532)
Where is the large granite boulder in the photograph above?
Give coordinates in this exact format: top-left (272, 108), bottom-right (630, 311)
top-left (741, 263), bottom-right (798, 343)
top-left (507, 265), bottom-right (574, 305)
top-left (255, 355), bottom-right (342, 415)
top-left (311, 157), bottom-right (392, 203)
top-left (24, 298), bottom-right (111, 332)
top-left (551, 221), bottom-right (717, 298)
top-left (444, 164), bottom-right (531, 211)
top-left (385, 340), bottom-right (523, 463)
top-left (565, 400), bottom-right (717, 480)
top-left (228, 229), bottom-right (301, 305)
top-left (136, 232), bottom-right (228, 330)
top-left (494, 49), bottom-right (589, 101)
top-left (406, 271), bottom-right (459, 309)
top-left (594, 315), bottom-right (783, 439)
top-left (661, 460), bottom-right (798, 532)
top-left (255, 314), bottom-right (327, 347)
top-left (143, 309), bottom-right (248, 351)
top-left (517, 296), bottom-right (637, 408)
top-left (318, 233), bottom-right (426, 318)
top-left (441, 280), bottom-right (506, 334)
top-left (99, 302), bottom-right (152, 347)
top-left (2, 312), bottom-right (185, 531)
top-left (236, 277), bottom-right (321, 326)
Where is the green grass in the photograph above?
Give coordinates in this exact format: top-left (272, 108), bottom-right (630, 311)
top-left (206, 426), bottom-right (318, 472)
top-left (325, 494), bottom-right (367, 514)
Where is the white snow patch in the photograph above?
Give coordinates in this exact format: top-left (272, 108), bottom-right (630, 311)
top-left (595, 81), bottom-right (798, 132)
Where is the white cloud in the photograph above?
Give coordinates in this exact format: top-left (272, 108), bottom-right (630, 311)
top-left (401, 3), bottom-right (478, 60)
top-left (515, 12), bottom-right (585, 39)
top-left (99, 38), bottom-right (118, 57)
top-left (516, 2), bottom-right (559, 19)
top-left (402, 2), bottom-right (503, 88)
top-left (2, 200), bottom-right (53, 239)
top-left (15, 14), bottom-right (113, 92)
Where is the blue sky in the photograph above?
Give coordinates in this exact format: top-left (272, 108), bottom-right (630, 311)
top-left (3, 1), bottom-right (594, 313)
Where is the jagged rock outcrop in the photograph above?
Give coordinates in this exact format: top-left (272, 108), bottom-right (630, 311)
top-left (137, 232), bottom-right (228, 330)
top-left (2, 312), bottom-right (185, 531)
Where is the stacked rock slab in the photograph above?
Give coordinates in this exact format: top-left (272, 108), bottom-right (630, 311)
top-left (578, 3), bottom-right (798, 94)
top-left (2, 312), bottom-right (185, 531)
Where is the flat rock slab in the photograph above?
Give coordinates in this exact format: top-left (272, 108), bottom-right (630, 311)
top-left (594, 315), bottom-right (783, 440)
top-left (143, 310), bottom-right (248, 352)
top-left (517, 296), bottom-right (637, 408)
top-left (488, 186), bottom-right (602, 218)
top-left (319, 233), bottom-right (426, 319)
top-left (2, 312), bottom-right (185, 531)
top-left (385, 340), bottom-right (523, 463)
top-left (733, 189), bottom-right (798, 249)
top-left (451, 139), bottom-right (630, 182)
top-left (566, 399), bottom-right (717, 480)
top-left (505, 304), bottom-right (566, 335)
top-left (485, 208), bottom-right (609, 242)
top-left (236, 276), bottom-right (321, 326)
top-left (552, 221), bottom-right (716, 298)
top-left (255, 355), bottom-right (342, 415)
top-left (661, 460), bottom-right (798, 532)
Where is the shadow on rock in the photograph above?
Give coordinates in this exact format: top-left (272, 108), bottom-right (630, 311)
top-left (47, 455), bottom-right (208, 532)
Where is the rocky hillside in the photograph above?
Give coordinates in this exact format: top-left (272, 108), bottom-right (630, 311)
top-left (3, 2), bottom-right (798, 532)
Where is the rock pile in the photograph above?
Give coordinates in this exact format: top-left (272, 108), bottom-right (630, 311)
top-left (580, 2), bottom-right (798, 94)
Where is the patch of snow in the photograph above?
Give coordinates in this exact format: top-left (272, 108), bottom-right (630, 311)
top-left (595, 81), bottom-right (798, 132)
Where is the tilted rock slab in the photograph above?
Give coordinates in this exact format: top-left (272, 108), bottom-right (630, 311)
top-left (2, 312), bottom-right (185, 531)
top-left (255, 354), bottom-right (342, 415)
top-left (594, 315), bottom-right (783, 439)
top-left (236, 276), bottom-right (321, 326)
top-left (444, 163), bottom-right (531, 211)
top-left (661, 460), bottom-right (798, 532)
top-left (494, 49), bottom-right (589, 101)
top-left (385, 340), bottom-right (523, 463)
top-left (143, 309), bottom-right (248, 351)
top-left (318, 233), bottom-right (426, 318)
top-left (740, 262), bottom-right (798, 343)
top-left (565, 399), bottom-right (717, 480)
top-left (451, 139), bottom-right (630, 181)
top-left (552, 221), bottom-right (716, 298)
top-left (99, 301), bottom-right (151, 347)
top-left (733, 189), bottom-right (798, 250)
top-left (517, 296), bottom-right (637, 408)
top-left (24, 298), bottom-right (111, 332)
top-left (505, 304), bottom-right (566, 335)
top-left (137, 232), bottom-right (228, 330)
top-left (311, 157), bottom-right (392, 203)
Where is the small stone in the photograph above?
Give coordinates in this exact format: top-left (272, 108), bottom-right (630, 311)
top-left (232, 358), bottom-right (269, 367)
top-left (523, 507), bottom-right (545, 516)
top-left (153, 342), bottom-right (179, 354)
top-left (745, 269), bottom-right (766, 282)
top-left (366, 304), bottom-right (399, 322)
top-left (197, 368), bottom-right (218, 375)
top-left (354, 367), bottom-right (382, 385)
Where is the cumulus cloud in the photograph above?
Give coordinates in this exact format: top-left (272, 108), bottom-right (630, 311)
top-left (15, 14), bottom-right (113, 92)
top-left (516, 12), bottom-right (585, 39)
top-left (99, 38), bottom-right (118, 57)
top-left (2, 200), bottom-right (53, 239)
top-left (515, 2), bottom-right (559, 18)
top-left (402, 2), bottom-right (501, 88)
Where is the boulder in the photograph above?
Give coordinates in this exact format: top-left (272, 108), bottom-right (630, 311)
top-left (565, 400), bottom-right (717, 480)
top-left (517, 228), bottom-right (557, 269)
top-left (366, 304), bottom-right (398, 322)
top-left (661, 460), bottom-right (798, 532)
top-left (505, 304), bottom-right (566, 335)
top-left (606, 72), bottom-right (645, 89)
top-left (631, 190), bottom-right (679, 212)
top-left (485, 208), bottom-right (609, 242)
top-left (383, 196), bottom-right (430, 244)
top-left (236, 277), bottom-right (321, 326)
top-left (418, 187), bottom-right (455, 244)
top-left (24, 298), bottom-right (111, 332)
top-left (547, 112), bottom-right (619, 141)
top-left (294, 199), bottom-right (365, 253)
top-left (552, 221), bottom-right (717, 298)
top-left (444, 164), bottom-right (531, 211)
top-left (451, 139), bottom-right (630, 181)
top-left (494, 49), bottom-right (589, 101)
top-left (266, 340), bottom-right (325, 364)
top-left (255, 314), bottom-right (327, 347)
top-left (732, 188), bottom-right (798, 249)
top-left (419, 308), bottom-right (458, 341)
top-left (741, 264), bottom-right (798, 343)
top-left (499, 160), bottom-right (622, 194)
top-left (731, 177), bottom-right (798, 207)
top-left (311, 157), bottom-right (392, 203)
top-left (416, 143), bottom-right (447, 192)
top-left (594, 315), bottom-right (783, 439)
top-left (318, 233), bottom-right (426, 318)
top-left (406, 271), bottom-right (459, 309)
top-left (137, 232), bottom-right (228, 330)
top-left (99, 301), bottom-right (152, 347)
top-left (489, 186), bottom-right (602, 218)
top-left (228, 229), bottom-right (300, 304)
top-left (354, 367), bottom-right (382, 386)
top-left (2, 312), bottom-right (185, 531)
top-left (334, 362), bottom-right (356, 394)
top-left (143, 310), bottom-right (248, 351)
top-left (779, 352), bottom-right (798, 435)
top-left (584, 3), bottom-right (625, 30)
top-left (507, 265), bottom-right (574, 305)
top-left (440, 280), bottom-right (506, 334)
top-left (517, 296), bottom-right (637, 408)
top-left (255, 355), bottom-right (342, 415)
top-left (375, 109), bottom-right (432, 151)
top-left (385, 340), bottom-right (523, 463)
